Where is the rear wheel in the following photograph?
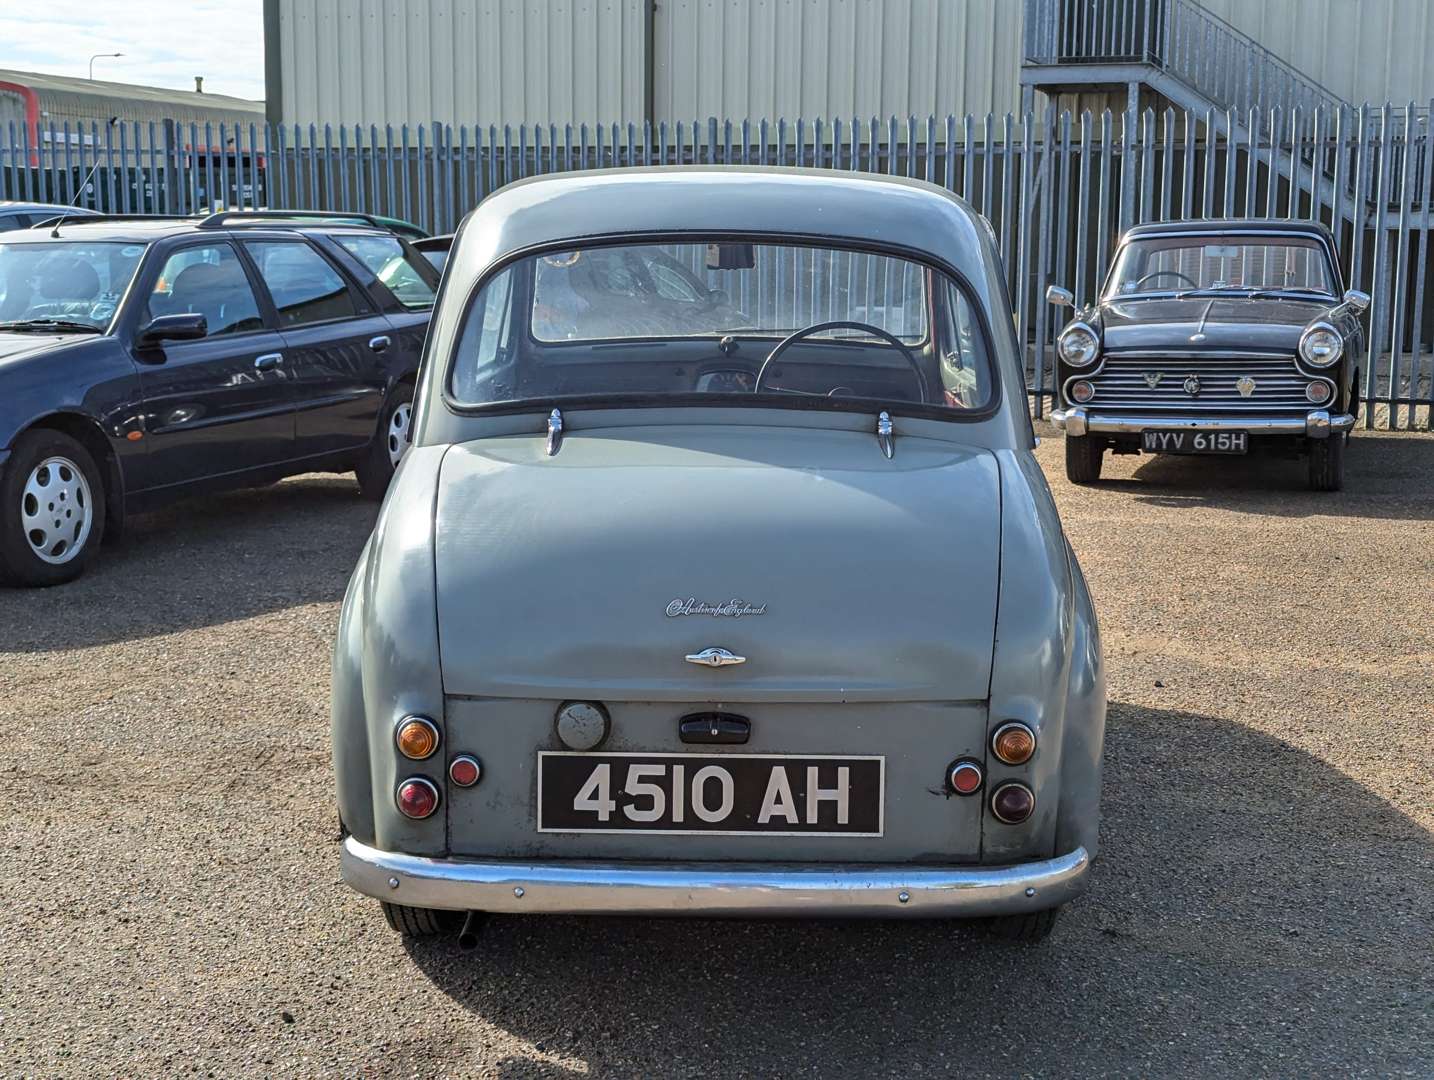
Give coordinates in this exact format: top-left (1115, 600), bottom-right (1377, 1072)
top-left (1308, 432), bottom-right (1346, 492)
top-left (380, 901), bottom-right (462, 938)
top-left (356, 384), bottom-right (415, 501)
top-left (981, 906), bottom-right (1062, 942)
top-left (1064, 434), bottom-right (1103, 484)
top-left (0, 429), bottom-right (106, 587)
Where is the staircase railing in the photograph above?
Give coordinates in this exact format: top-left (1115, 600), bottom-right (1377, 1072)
top-left (1024, 0), bottom-right (1346, 117)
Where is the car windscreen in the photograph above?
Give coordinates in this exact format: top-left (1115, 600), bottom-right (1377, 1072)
top-left (449, 240), bottom-right (994, 415)
top-left (0, 240), bottom-right (146, 329)
top-left (1106, 235), bottom-right (1334, 298)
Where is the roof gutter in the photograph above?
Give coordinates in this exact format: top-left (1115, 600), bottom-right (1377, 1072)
top-left (0, 79), bottom-right (40, 167)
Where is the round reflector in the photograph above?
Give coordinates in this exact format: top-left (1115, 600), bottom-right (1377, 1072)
top-left (395, 777), bottom-right (439, 819)
top-left (395, 716), bottom-right (439, 760)
top-left (1070, 380), bottom-right (1095, 404)
top-left (990, 782), bottom-right (1035, 824)
top-left (991, 722), bottom-right (1037, 765)
top-left (449, 755), bottom-right (482, 788)
top-left (1306, 381), bottom-right (1332, 403)
top-left (947, 760), bottom-right (984, 796)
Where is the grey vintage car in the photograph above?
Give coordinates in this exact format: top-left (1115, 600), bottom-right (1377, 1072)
top-left (332, 168), bottom-right (1105, 944)
top-left (1049, 219), bottom-right (1369, 491)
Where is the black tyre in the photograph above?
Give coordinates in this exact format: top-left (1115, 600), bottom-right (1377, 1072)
top-left (981, 906), bottom-right (1062, 942)
top-left (356, 384), bottom-right (415, 501)
top-left (1308, 432), bottom-right (1346, 492)
top-left (380, 901), bottom-right (462, 938)
top-left (1064, 434), bottom-right (1103, 484)
top-left (0, 429), bottom-right (106, 587)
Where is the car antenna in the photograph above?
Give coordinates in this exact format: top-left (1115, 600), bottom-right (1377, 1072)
top-left (52, 120), bottom-right (114, 237)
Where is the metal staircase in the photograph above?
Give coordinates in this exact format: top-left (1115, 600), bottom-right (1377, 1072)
top-left (1021, 0), bottom-right (1345, 120)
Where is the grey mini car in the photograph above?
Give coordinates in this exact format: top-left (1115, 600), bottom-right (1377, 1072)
top-left (333, 168), bottom-right (1105, 944)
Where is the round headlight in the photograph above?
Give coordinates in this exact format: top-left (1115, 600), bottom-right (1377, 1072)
top-left (1299, 323), bottom-right (1343, 368)
top-left (1057, 323), bottom-right (1100, 368)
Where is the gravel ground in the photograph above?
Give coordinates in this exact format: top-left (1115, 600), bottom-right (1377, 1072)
top-left (2, 431), bottom-right (1431, 1078)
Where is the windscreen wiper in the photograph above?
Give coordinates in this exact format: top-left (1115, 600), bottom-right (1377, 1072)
top-left (0, 319), bottom-right (103, 334)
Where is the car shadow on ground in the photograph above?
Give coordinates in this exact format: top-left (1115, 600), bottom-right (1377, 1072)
top-left (0, 475), bottom-right (376, 653)
top-left (1095, 433), bottom-right (1434, 520)
top-left (402, 702), bottom-right (1432, 1077)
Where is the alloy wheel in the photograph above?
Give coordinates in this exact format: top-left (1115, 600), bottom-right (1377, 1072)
top-left (20, 456), bottom-right (93, 565)
top-left (387, 402), bottom-right (413, 469)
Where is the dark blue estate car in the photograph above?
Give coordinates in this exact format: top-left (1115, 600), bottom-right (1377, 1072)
top-left (0, 211), bottom-right (439, 586)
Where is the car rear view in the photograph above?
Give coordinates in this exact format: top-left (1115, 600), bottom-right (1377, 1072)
top-left (332, 169), bottom-right (1105, 944)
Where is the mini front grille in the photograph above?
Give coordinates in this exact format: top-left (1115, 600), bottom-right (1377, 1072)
top-left (1083, 352), bottom-right (1325, 411)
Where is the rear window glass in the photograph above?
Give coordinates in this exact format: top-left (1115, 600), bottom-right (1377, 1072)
top-left (334, 234), bottom-right (436, 309)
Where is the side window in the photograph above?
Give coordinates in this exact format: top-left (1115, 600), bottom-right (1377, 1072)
top-left (332, 234), bottom-right (436, 310)
top-left (144, 243), bottom-right (263, 336)
top-left (243, 240), bottom-right (359, 327)
top-left (0, 213), bottom-right (30, 232)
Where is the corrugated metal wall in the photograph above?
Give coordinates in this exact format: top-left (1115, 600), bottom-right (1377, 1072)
top-left (1198, 0), bottom-right (1434, 106)
top-left (652, 0), bottom-right (1024, 124)
top-left (270, 0), bottom-right (647, 129)
top-left (270, 0), bottom-right (1025, 129)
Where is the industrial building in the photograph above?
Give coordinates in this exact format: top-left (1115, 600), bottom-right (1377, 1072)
top-left (263, 0), bottom-right (1434, 133)
top-left (0, 68), bottom-right (264, 150)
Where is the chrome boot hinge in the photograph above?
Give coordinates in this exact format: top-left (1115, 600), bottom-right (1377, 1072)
top-left (546, 408), bottom-right (564, 456)
top-left (876, 410), bottom-right (895, 459)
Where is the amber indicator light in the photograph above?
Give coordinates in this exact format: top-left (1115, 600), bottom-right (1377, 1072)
top-left (991, 722), bottom-right (1037, 765)
top-left (395, 716), bottom-right (439, 760)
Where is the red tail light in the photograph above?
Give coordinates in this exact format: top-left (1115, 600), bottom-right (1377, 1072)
top-left (947, 760), bottom-right (984, 796)
top-left (990, 782), bottom-right (1035, 824)
top-left (395, 777), bottom-right (439, 819)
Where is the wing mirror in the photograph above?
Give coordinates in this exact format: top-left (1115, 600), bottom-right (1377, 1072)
top-left (137, 313), bottom-right (208, 348)
top-left (1046, 285), bottom-right (1074, 308)
top-left (1342, 289), bottom-right (1370, 314)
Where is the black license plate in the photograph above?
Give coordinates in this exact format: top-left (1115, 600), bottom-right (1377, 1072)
top-left (537, 752), bottom-right (884, 836)
top-left (1142, 430), bottom-right (1248, 454)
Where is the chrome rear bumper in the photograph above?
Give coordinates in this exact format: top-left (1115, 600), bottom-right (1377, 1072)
top-left (341, 836), bottom-right (1091, 918)
top-left (1051, 407), bottom-right (1354, 439)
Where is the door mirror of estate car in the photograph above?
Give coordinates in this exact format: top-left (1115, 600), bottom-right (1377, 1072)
top-left (1343, 289), bottom-right (1371, 314)
top-left (706, 287), bottom-right (732, 307)
top-left (137, 313), bottom-right (208, 348)
top-left (1046, 284), bottom-right (1074, 308)
top-left (706, 242), bottom-right (756, 271)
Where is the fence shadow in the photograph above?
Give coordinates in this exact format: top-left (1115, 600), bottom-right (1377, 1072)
top-left (0, 474), bottom-right (375, 653)
top-left (403, 701), bottom-right (1433, 1076)
top-left (1098, 432), bottom-right (1434, 520)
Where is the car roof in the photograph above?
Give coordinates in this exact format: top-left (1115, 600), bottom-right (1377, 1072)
top-left (0, 201), bottom-right (101, 215)
top-left (1123, 218), bottom-right (1337, 243)
top-left (1, 215), bottom-right (401, 244)
top-left (447, 166), bottom-right (992, 292)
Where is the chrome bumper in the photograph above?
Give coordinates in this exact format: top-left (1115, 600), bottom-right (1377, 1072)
top-left (341, 836), bottom-right (1091, 918)
top-left (1051, 407), bottom-right (1354, 439)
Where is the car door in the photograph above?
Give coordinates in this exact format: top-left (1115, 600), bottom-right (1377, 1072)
top-left (130, 240), bottom-right (293, 491)
top-left (241, 237), bottom-right (394, 461)
top-left (327, 230), bottom-right (437, 378)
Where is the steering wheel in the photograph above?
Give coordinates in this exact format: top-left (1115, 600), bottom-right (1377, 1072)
top-left (754, 320), bottom-right (929, 403)
top-left (1134, 269), bottom-right (1198, 289)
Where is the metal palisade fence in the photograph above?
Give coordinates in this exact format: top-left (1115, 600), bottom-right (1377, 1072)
top-left (3, 105), bottom-right (1432, 428)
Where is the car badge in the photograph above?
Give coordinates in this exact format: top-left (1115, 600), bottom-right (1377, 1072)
top-left (1143, 372), bottom-right (1163, 389)
top-left (1236, 376), bottom-right (1257, 398)
top-left (1183, 374), bottom-right (1201, 397)
top-left (685, 647), bottom-right (747, 668)
top-left (666, 598), bottom-right (767, 618)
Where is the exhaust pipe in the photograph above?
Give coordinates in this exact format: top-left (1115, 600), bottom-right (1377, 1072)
top-left (457, 910), bottom-right (486, 951)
